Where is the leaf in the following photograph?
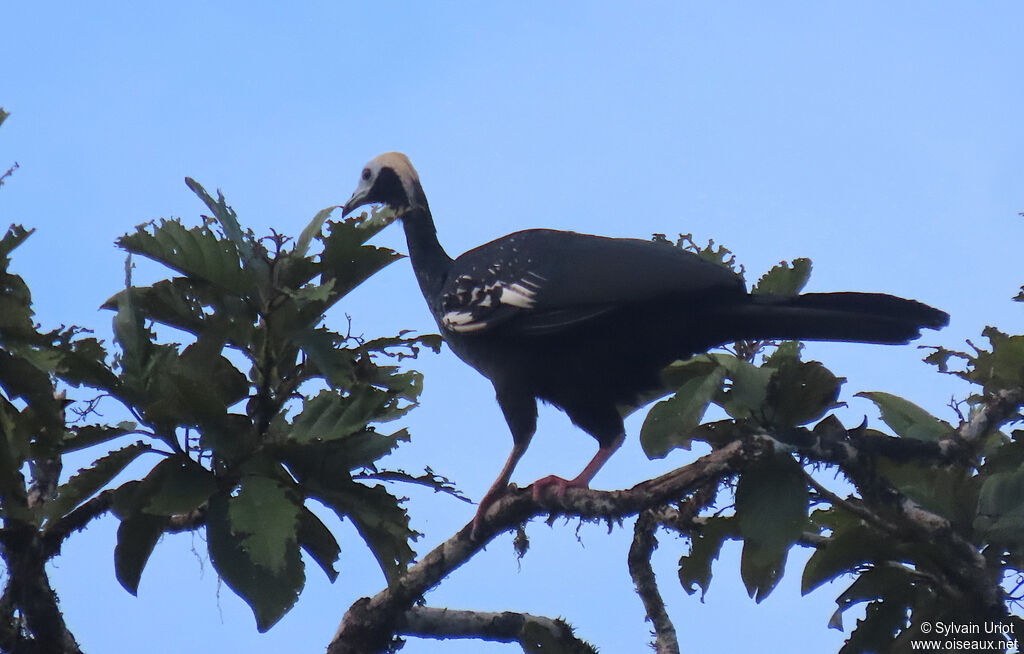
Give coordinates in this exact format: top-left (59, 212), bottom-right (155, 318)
top-left (678, 515), bottom-right (737, 600)
top-left (712, 354), bottom-right (773, 421)
top-left (840, 598), bottom-right (913, 654)
top-left (103, 277), bottom-right (257, 347)
top-left (752, 258), bottom-right (812, 296)
top-left (973, 327), bottom-right (1024, 395)
top-left (311, 479), bottom-right (416, 585)
top-left (228, 476), bottom-right (303, 575)
top-left (138, 456), bottom-right (218, 516)
top-left (641, 363), bottom-right (725, 458)
top-left (184, 177), bottom-right (268, 278)
top-left (293, 328), bottom-right (357, 387)
top-left (764, 350), bottom-right (843, 427)
top-left (736, 455), bottom-right (808, 602)
top-left (975, 467), bottom-right (1024, 542)
top-left (59, 422), bottom-right (136, 454)
top-left (44, 442), bottom-right (152, 521)
top-left (206, 491), bottom-right (304, 632)
top-left (289, 388), bottom-right (396, 444)
top-left (115, 512), bottom-right (167, 595)
top-left (832, 565), bottom-right (914, 630)
top-left (0, 224), bottom-right (32, 260)
top-left (293, 206), bottom-right (337, 258)
top-left (856, 391), bottom-right (952, 441)
top-left (319, 218), bottom-right (403, 303)
top-left (297, 507), bottom-right (340, 582)
top-left (875, 458), bottom-right (977, 529)
top-left (117, 219), bottom-right (256, 298)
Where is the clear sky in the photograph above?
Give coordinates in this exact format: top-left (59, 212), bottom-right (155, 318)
top-left (3, 3), bottom-right (1023, 652)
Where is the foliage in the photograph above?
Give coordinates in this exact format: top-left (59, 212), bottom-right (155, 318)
top-left (0, 169), bottom-right (444, 645)
top-left (634, 250), bottom-right (1024, 653)
top-left (96, 181), bottom-right (442, 630)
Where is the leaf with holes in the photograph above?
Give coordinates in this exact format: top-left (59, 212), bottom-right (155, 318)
top-left (678, 515), bottom-right (737, 599)
top-left (752, 258), bottom-right (812, 296)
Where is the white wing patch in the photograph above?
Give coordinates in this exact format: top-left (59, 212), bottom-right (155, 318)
top-left (441, 272), bottom-right (547, 333)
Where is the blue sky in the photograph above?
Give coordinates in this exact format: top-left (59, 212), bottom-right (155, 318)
top-left (3, 3), bottom-right (1023, 652)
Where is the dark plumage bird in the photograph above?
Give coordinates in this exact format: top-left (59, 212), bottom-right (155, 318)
top-left (342, 152), bottom-right (949, 535)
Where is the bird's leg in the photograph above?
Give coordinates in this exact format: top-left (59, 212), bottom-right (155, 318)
top-left (529, 433), bottom-right (625, 502)
top-left (472, 439), bottom-right (529, 537)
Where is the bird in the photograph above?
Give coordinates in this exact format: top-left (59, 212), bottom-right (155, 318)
top-left (341, 152), bottom-right (949, 536)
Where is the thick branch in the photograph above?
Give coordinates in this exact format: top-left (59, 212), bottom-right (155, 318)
top-left (402, 606), bottom-right (596, 653)
top-left (41, 489), bottom-right (115, 558)
top-left (329, 438), bottom-right (768, 654)
top-left (628, 511), bottom-right (679, 654)
top-left (958, 388), bottom-right (1024, 442)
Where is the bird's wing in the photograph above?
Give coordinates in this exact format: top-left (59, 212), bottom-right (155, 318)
top-left (439, 229), bottom-right (745, 335)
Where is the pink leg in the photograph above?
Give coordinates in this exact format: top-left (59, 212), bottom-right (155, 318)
top-left (471, 439), bottom-right (528, 537)
top-left (529, 434), bottom-right (625, 502)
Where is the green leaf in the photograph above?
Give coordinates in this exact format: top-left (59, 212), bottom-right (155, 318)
top-left (319, 218), bottom-right (403, 303)
top-left (139, 456), bottom-right (218, 516)
top-left (875, 458), bottom-right (977, 529)
top-left (44, 442), bottom-right (152, 521)
top-left (975, 467), bottom-right (1024, 542)
top-left (293, 206), bottom-right (337, 259)
top-left (229, 476), bottom-right (303, 575)
top-left (641, 363), bottom-right (725, 458)
top-left (280, 428), bottom-right (409, 483)
top-left (752, 258), bottom-right (812, 296)
top-left (115, 512), bottom-right (167, 595)
top-left (117, 219), bottom-right (256, 298)
top-left (311, 479), bottom-right (416, 585)
top-left (293, 328), bottom-right (357, 387)
top-left (764, 349), bottom-right (843, 427)
top-left (678, 515), bottom-right (737, 599)
top-left (297, 507), bottom-right (340, 582)
top-left (206, 491), bottom-right (304, 632)
top-left (840, 597), bottom-right (913, 654)
top-left (973, 327), bottom-right (1024, 395)
top-left (831, 565), bottom-right (914, 632)
top-left (712, 354), bottom-right (773, 421)
top-left (59, 422), bottom-right (136, 454)
top-left (856, 392), bottom-right (952, 441)
top-left (184, 177), bottom-right (269, 278)
top-left (736, 455), bottom-right (808, 602)
top-left (289, 388), bottom-right (397, 444)
top-left (103, 278), bottom-right (257, 347)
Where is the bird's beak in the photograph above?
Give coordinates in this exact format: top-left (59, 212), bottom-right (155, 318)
top-left (341, 189), bottom-right (370, 218)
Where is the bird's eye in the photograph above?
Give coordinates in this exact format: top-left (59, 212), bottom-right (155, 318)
top-left (361, 168), bottom-right (372, 181)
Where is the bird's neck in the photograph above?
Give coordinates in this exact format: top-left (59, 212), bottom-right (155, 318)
top-left (401, 204), bottom-right (452, 303)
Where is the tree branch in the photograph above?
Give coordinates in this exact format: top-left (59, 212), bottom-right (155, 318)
top-left (401, 606), bottom-right (596, 652)
top-left (329, 438), bottom-right (770, 654)
top-left (41, 489), bottom-right (116, 558)
top-left (628, 511), bottom-right (679, 654)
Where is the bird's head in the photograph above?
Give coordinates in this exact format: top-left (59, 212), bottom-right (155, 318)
top-left (342, 152), bottom-right (427, 218)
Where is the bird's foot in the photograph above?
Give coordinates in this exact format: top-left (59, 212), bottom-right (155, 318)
top-left (470, 486), bottom-right (507, 539)
top-left (529, 475), bottom-right (589, 503)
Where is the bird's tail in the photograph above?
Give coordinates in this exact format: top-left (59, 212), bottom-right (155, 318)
top-left (705, 292), bottom-right (949, 346)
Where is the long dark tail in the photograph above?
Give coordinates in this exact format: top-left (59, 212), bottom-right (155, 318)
top-left (706, 292), bottom-right (949, 346)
